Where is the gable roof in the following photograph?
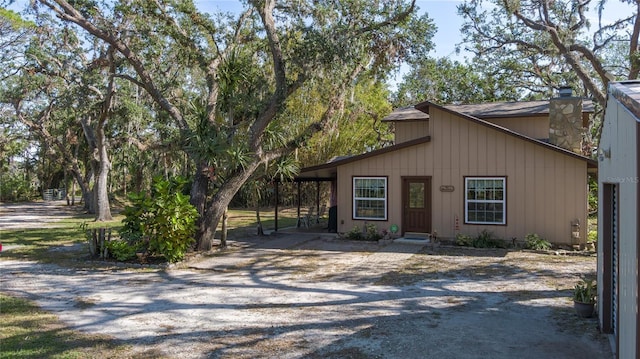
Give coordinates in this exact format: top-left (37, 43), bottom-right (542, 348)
top-left (297, 99), bottom-right (597, 179)
top-left (384, 99), bottom-right (595, 122)
top-left (381, 106), bottom-right (430, 122)
top-left (414, 100), bottom-right (597, 169)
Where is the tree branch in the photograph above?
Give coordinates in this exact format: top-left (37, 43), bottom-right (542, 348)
top-left (38, 0), bottom-right (188, 130)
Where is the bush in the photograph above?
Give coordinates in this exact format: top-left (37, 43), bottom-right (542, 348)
top-left (455, 234), bottom-right (473, 246)
top-left (0, 172), bottom-right (38, 201)
top-left (345, 226), bottom-right (364, 241)
top-left (365, 223), bottom-right (382, 241)
top-left (473, 230), bottom-right (505, 248)
top-left (119, 176), bottom-right (199, 263)
top-left (106, 240), bottom-right (140, 261)
top-left (119, 192), bottom-right (151, 244)
top-left (524, 233), bottom-right (552, 250)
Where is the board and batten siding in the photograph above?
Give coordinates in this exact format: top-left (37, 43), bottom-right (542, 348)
top-left (598, 91), bottom-right (639, 359)
top-left (394, 120), bottom-right (429, 144)
top-left (482, 115), bottom-right (549, 140)
top-left (336, 107), bottom-right (588, 245)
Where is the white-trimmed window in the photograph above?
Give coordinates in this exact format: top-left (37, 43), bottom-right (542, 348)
top-left (353, 177), bottom-right (387, 220)
top-left (465, 177), bottom-right (506, 225)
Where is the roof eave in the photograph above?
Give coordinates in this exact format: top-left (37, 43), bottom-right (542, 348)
top-left (415, 100), bottom-right (598, 167)
top-left (297, 136), bottom-right (432, 179)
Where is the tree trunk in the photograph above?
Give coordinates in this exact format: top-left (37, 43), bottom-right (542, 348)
top-left (190, 161), bottom-right (209, 217)
top-left (87, 160), bottom-right (97, 214)
top-left (221, 207), bottom-right (228, 248)
top-left (196, 161), bottom-right (260, 251)
top-left (71, 176), bottom-right (76, 205)
top-left (256, 206), bottom-right (264, 236)
top-left (94, 133), bottom-right (112, 221)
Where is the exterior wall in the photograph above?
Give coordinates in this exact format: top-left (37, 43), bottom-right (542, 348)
top-left (394, 120), bottom-right (429, 144)
top-left (597, 94), bottom-right (639, 359)
top-left (482, 116), bottom-right (550, 140)
top-left (336, 107), bottom-right (589, 245)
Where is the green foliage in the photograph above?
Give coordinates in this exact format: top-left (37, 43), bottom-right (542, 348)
top-left (456, 230), bottom-right (505, 248)
top-left (119, 192), bottom-right (151, 244)
top-left (588, 175), bottom-right (598, 214)
top-left (573, 279), bottom-right (597, 304)
top-left (473, 230), bottom-right (506, 248)
top-left (588, 230), bottom-right (597, 244)
top-left (298, 79), bottom-right (395, 167)
top-left (0, 171), bottom-right (38, 201)
top-left (455, 233), bottom-right (474, 246)
top-left (106, 240), bottom-right (140, 261)
top-left (365, 223), bottom-right (382, 241)
top-left (346, 226), bottom-right (364, 241)
top-left (345, 223), bottom-right (383, 241)
top-left (524, 233), bottom-right (552, 250)
top-left (119, 176), bottom-right (198, 263)
top-left (395, 57), bottom-right (519, 106)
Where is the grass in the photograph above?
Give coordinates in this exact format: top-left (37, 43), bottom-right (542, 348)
top-left (0, 204), bottom-right (300, 358)
top-left (0, 207), bottom-right (299, 263)
top-left (0, 294), bottom-right (135, 359)
top-left (0, 213), bottom-right (124, 264)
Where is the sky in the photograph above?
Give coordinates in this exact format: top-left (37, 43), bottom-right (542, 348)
top-left (195, 0), bottom-right (467, 87)
top-left (195, 0), bottom-right (636, 87)
top-left (197, 0), bottom-right (467, 59)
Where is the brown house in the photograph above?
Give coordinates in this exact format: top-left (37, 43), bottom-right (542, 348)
top-left (298, 93), bottom-right (596, 245)
top-left (597, 80), bottom-right (640, 359)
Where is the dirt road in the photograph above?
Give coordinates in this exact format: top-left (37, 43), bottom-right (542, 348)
top-left (0, 200), bottom-right (85, 230)
top-left (0, 202), bottom-right (612, 358)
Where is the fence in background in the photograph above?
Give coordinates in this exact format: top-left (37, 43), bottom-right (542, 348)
top-left (42, 188), bottom-right (67, 201)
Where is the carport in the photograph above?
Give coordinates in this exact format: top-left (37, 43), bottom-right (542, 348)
top-left (272, 160), bottom-right (341, 232)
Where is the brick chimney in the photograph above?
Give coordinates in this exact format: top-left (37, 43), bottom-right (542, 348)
top-left (549, 87), bottom-right (585, 154)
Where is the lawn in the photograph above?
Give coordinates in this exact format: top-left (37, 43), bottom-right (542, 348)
top-left (0, 294), bottom-right (135, 359)
top-left (0, 207), bottom-right (300, 263)
top-left (0, 205), bottom-right (300, 358)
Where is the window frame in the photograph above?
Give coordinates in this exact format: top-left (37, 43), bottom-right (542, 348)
top-left (352, 176), bottom-right (388, 221)
top-left (464, 176), bottom-right (507, 225)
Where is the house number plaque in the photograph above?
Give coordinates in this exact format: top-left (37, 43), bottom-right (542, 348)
top-left (439, 185), bottom-right (455, 192)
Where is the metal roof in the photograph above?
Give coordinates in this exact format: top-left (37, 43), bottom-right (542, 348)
top-left (609, 81), bottom-right (640, 122)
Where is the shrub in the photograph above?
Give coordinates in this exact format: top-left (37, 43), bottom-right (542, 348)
top-left (0, 172), bottom-right (38, 201)
top-left (106, 240), bottom-right (140, 261)
top-left (365, 223), bottom-right (382, 241)
top-left (455, 233), bottom-right (473, 247)
top-left (472, 230), bottom-right (506, 248)
top-left (345, 226), bottom-right (364, 241)
top-left (119, 192), bottom-right (151, 244)
top-left (119, 176), bottom-right (199, 263)
top-left (524, 233), bottom-right (552, 250)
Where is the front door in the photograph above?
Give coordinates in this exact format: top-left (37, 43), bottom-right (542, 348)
top-left (402, 177), bottom-right (431, 234)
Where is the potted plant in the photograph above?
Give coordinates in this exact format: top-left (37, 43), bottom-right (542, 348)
top-left (573, 279), bottom-right (596, 318)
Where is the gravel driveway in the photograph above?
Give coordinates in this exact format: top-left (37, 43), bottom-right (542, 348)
top-left (0, 202), bottom-right (612, 358)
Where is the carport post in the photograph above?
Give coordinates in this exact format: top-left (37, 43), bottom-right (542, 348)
top-left (316, 181), bottom-right (320, 223)
top-left (297, 181), bottom-right (302, 227)
top-left (274, 180), bottom-right (279, 232)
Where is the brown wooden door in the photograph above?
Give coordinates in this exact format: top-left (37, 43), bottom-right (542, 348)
top-left (402, 177), bottom-right (431, 234)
